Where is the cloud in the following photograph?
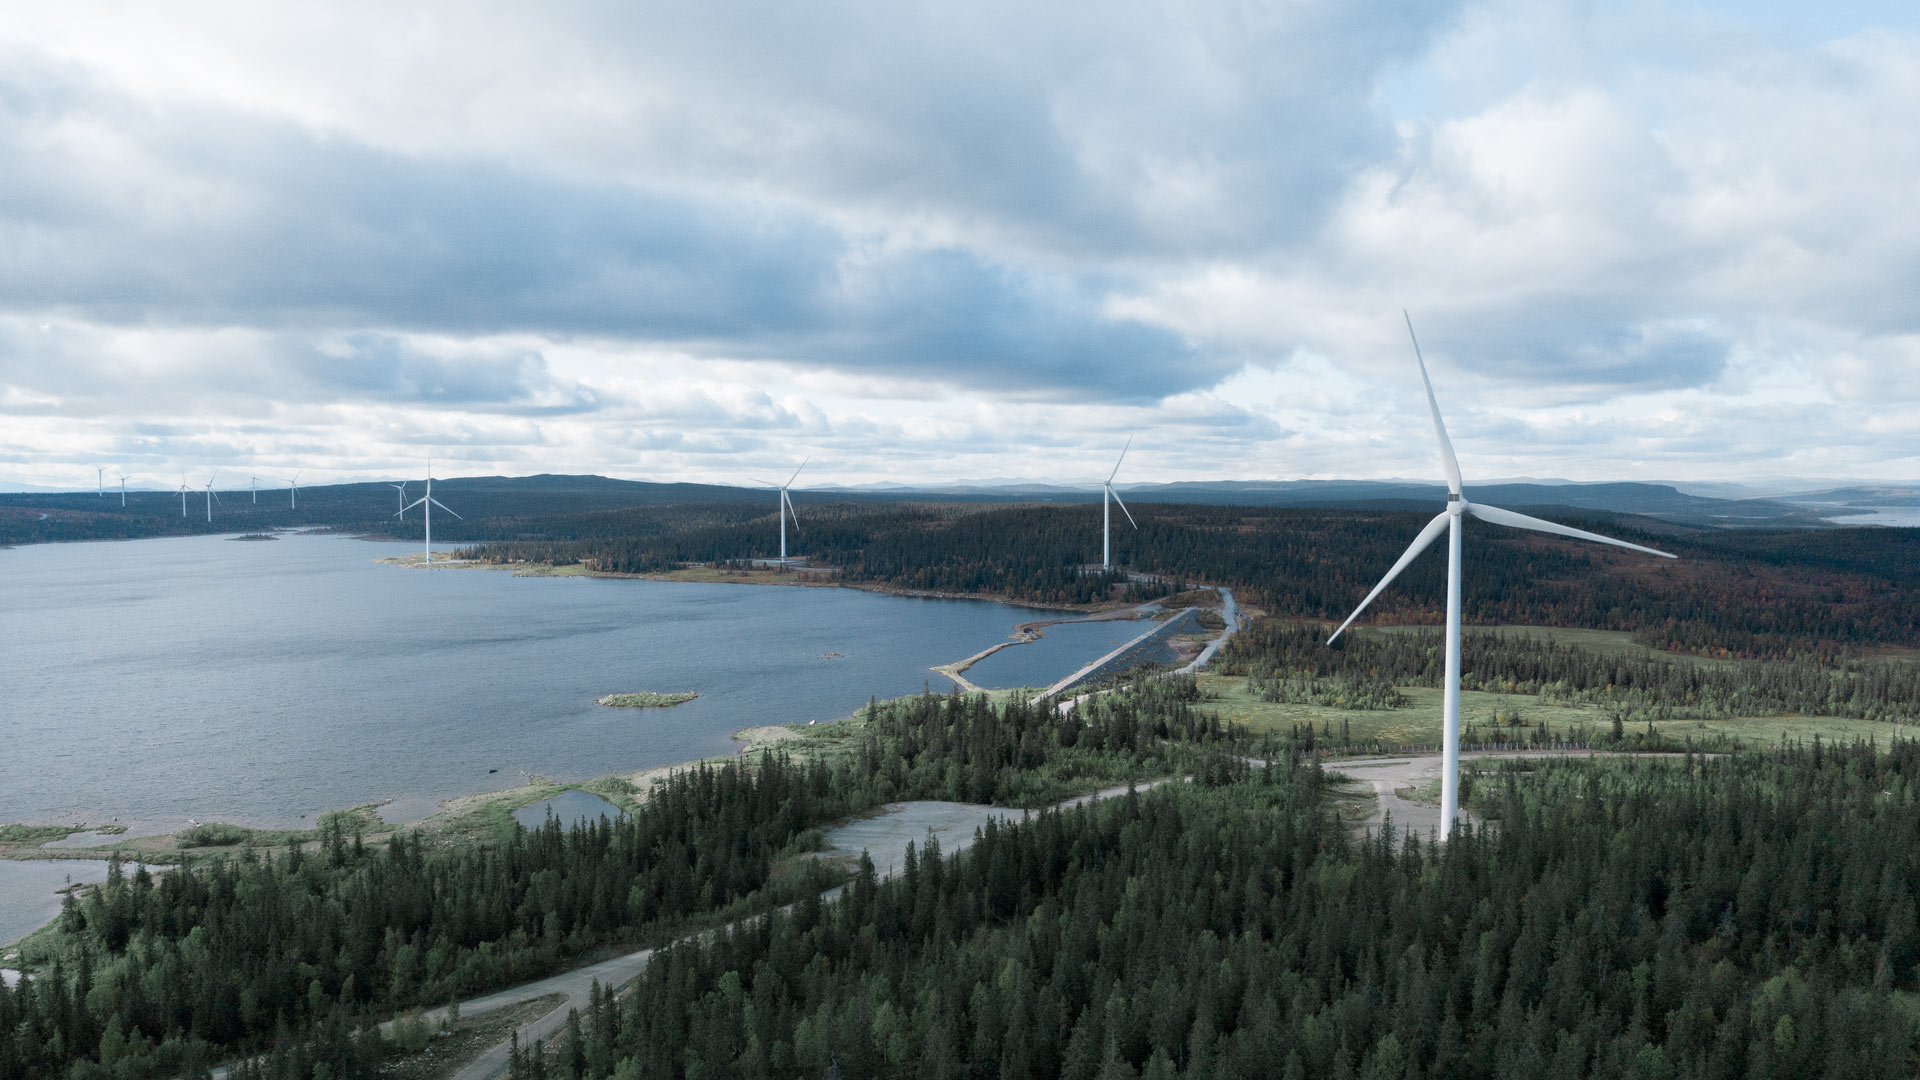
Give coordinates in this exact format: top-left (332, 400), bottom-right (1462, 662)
top-left (4, 3), bottom-right (1920, 489)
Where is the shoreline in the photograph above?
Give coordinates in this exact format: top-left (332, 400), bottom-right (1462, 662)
top-left (419, 555), bottom-right (1127, 616)
top-left (0, 717), bottom-right (865, 867)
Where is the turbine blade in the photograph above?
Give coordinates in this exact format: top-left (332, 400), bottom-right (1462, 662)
top-left (1328, 510), bottom-right (1451, 643)
top-left (1466, 503), bottom-right (1676, 559)
top-left (787, 458), bottom-right (808, 486)
top-left (401, 497), bottom-right (426, 513)
top-left (429, 497), bottom-right (463, 519)
top-left (782, 488), bottom-right (799, 530)
top-left (1405, 311), bottom-right (1463, 496)
top-left (1106, 436), bottom-right (1132, 484)
top-left (1109, 485), bottom-right (1137, 529)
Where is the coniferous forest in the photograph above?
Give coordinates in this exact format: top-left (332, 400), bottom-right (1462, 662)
top-left (13, 680), bottom-right (1920, 1077)
top-left (5, 487), bottom-right (1920, 1079)
top-left (552, 739), bottom-right (1920, 1080)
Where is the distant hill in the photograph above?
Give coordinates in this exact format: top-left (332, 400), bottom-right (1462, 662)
top-left (0, 473), bottom-right (1859, 544)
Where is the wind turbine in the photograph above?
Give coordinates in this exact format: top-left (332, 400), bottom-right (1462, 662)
top-left (391, 480), bottom-right (409, 513)
top-left (397, 459), bottom-right (461, 564)
top-left (202, 472), bottom-right (221, 523)
top-left (1099, 439), bottom-right (1137, 571)
top-left (249, 464), bottom-right (260, 504)
top-left (1328, 313), bottom-right (1677, 842)
top-left (114, 471), bottom-right (131, 508)
top-left (284, 471), bottom-right (301, 510)
top-left (749, 460), bottom-right (806, 565)
top-left (93, 464), bottom-right (106, 496)
top-left (176, 475), bottom-right (191, 518)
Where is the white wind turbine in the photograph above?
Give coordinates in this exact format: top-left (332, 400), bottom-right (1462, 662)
top-left (114, 471), bottom-right (132, 507)
top-left (749, 460), bottom-right (807, 565)
top-left (391, 480), bottom-right (409, 513)
top-left (1329, 313), bottom-right (1677, 841)
top-left (284, 471), bottom-right (302, 510)
top-left (176, 475), bottom-right (191, 518)
top-left (397, 460), bottom-right (461, 564)
top-left (249, 464), bottom-right (260, 504)
top-left (1098, 439), bottom-right (1137, 571)
top-left (202, 472), bottom-right (221, 523)
top-left (93, 464), bottom-right (106, 496)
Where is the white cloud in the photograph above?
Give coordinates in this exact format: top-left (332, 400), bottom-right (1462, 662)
top-left (2, 1), bottom-right (1919, 490)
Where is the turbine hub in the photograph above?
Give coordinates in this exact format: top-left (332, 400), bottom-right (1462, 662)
top-left (1447, 496), bottom-right (1468, 516)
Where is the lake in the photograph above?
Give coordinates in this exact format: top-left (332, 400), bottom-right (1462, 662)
top-left (963, 618), bottom-right (1150, 690)
top-left (0, 532), bottom-right (1125, 834)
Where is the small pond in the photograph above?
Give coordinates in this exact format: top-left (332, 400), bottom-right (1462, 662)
top-left (512, 790), bottom-right (625, 831)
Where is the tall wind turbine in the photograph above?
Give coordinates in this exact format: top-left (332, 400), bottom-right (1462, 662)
top-left (93, 464), bottom-right (106, 496)
top-left (202, 472), bottom-right (222, 523)
top-left (1329, 313), bottom-right (1677, 841)
top-left (750, 460), bottom-right (806, 565)
top-left (1099, 439), bottom-right (1137, 571)
top-left (285, 471), bottom-right (301, 510)
top-left (114, 471), bottom-right (132, 508)
top-left (397, 460), bottom-right (461, 564)
top-left (176, 475), bottom-right (191, 518)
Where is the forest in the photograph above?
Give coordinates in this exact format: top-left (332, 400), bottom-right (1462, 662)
top-left (1220, 621), bottom-right (1920, 727)
top-left (0, 680), bottom-right (1236, 1080)
top-left (8, 479), bottom-right (1915, 659)
top-left (522, 740), bottom-right (1920, 1080)
top-left (457, 500), bottom-right (1920, 660)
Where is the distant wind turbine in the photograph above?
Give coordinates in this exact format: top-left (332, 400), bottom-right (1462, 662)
top-left (397, 459), bottom-right (461, 564)
top-left (391, 480), bottom-right (409, 513)
top-left (1098, 439), bottom-right (1137, 571)
top-left (249, 464), bottom-right (260, 504)
top-left (176, 475), bottom-right (191, 518)
top-left (1328, 313), bottom-right (1677, 841)
top-left (202, 472), bottom-right (222, 523)
top-left (114, 471), bottom-right (131, 508)
top-left (284, 471), bottom-right (301, 510)
top-left (93, 464), bottom-right (106, 496)
top-left (749, 460), bottom-right (807, 565)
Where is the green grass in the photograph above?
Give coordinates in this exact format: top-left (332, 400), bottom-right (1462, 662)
top-left (598, 691), bottom-right (699, 709)
top-left (1197, 673), bottom-right (1920, 750)
top-left (0, 823), bottom-right (89, 845)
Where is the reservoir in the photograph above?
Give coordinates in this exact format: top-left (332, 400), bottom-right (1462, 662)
top-left (0, 532), bottom-right (1123, 834)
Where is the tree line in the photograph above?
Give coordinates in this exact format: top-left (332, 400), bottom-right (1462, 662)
top-left (459, 502), bottom-right (1920, 660)
top-left (546, 740), bottom-right (1920, 1079)
top-left (0, 681), bottom-right (1238, 1080)
top-left (1219, 620), bottom-right (1920, 724)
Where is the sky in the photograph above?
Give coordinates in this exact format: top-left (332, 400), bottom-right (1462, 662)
top-left (2, 1), bottom-right (1917, 492)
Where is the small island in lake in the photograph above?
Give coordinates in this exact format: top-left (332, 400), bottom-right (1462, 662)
top-left (598, 691), bottom-right (699, 709)
top-left (232, 533), bottom-right (278, 541)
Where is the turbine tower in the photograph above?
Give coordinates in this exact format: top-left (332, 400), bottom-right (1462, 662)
top-left (249, 464), bottom-right (260, 504)
top-left (750, 460), bottom-right (806, 565)
top-left (1329, 313), bottom-right (1677, 842)
top-left (1100, 439), bottom-right (1137, 571)
top-left (284, 471), bottom-right (301, 510)
top-left (391, 480), bottom-right (408, 512)
top-left (114, 471), bottom-right (131, 508)
top-left (176, 475), bottom-right (190, 518)
top-left (202, 472), bottom-right (221, 523)
top-left (397, 459), bottom-right (461, 564)
top-left (93, 464), bottom-right (106, 496)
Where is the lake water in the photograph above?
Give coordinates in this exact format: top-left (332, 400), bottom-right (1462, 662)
top-left (0, 532), bottom-right (1126, 834)
top-left (512, 790), bottom-right (624, 830)
top-left (0, 860), bottom-right (112, 947)
top-left (963, 618), bottom-right (1149, 690)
